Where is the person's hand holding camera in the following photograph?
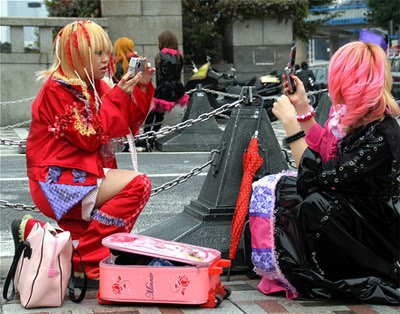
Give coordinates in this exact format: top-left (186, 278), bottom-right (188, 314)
top-left (118, 71), bottom-right (142, 95)
top-left (138, 57), bottom-right (156, 87)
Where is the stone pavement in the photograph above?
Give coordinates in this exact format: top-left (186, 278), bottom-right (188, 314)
top-left (2, 274), bottom-right (399, 314)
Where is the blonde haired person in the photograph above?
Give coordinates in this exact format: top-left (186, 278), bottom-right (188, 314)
top-left (12, 20), bottom-right (155, 284)
top-left (249, 41), bottom-right (400, 304)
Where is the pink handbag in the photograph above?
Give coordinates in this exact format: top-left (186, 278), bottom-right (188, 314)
top-left (3, 222), bottom-right (86, 308)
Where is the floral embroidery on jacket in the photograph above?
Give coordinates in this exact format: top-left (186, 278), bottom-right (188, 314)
top-left (72, 107), bottom-right (96, 136)
top-left (48, 98), bottom-right (110, 143)
top-left (48, 104), bottom-right (75, 138)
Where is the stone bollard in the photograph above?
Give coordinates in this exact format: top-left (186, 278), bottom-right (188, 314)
top-left (155, 86), bottom-right (223, 152)
top-left (142, 100), bottom-right (288, 272)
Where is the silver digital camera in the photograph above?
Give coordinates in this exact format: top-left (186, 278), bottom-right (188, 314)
top-left (128, 57), bottom-right (145, 76)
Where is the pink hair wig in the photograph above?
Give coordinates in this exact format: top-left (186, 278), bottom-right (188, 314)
top-left (328, 41), bottom-right (387, 128)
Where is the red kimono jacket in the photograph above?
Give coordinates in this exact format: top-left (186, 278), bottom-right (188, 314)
top-left (27, 75), bottom-right (154, 186)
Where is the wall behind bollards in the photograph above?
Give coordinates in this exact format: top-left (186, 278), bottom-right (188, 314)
top-left (224, 18), bottom-right (293, 80)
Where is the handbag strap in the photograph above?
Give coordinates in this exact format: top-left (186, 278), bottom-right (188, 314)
top-left (68, 249), bottom-right (87, 303)
top-left (3, 241), bottom-right (31, 301)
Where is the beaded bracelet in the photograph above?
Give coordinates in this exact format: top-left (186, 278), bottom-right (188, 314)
top-left (296, 106), bottom-right (315, 122)
top-left (284, 130), bottom-right (306, 144)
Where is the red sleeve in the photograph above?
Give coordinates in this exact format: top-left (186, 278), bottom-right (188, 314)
top-left (99, 82), bottom-right (154, 135)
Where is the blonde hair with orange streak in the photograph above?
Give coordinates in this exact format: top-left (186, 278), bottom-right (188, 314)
top-left (37, 20), bottom-right (113, 82)
top-left (114, 37), bottom-right (134, 75)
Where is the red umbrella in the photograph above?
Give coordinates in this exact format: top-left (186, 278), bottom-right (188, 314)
top-left (229, 95), bottom-right (264, 261)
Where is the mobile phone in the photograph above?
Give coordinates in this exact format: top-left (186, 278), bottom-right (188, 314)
top-left (284, 46), bottom-right (296, 93)
top-left (128, 57), bottom-right (145, 76)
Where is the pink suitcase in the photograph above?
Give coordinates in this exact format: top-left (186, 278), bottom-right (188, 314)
top-left (98, 233), bottom-right (231, 308)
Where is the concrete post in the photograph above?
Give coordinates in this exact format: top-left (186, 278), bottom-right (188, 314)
top-left (39, 27), bottom-right (52, 54)
top-left (11, 26), bottom-right (24, 53)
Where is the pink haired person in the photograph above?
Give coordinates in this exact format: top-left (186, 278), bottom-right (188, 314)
top-left (12, 20), bottom-right (155, 282)
top-left (249, 41), bottom-right (400, 304)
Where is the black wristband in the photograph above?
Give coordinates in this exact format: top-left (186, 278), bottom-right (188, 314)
top-left (284, 130), bottom-right (305, 144)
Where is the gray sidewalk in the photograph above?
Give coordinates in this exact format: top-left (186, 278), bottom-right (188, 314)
top-left (2, 273), bottom-right (399, 314)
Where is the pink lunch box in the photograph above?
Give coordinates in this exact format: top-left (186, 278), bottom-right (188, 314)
top-left (98, 233), bottom-right (231, 308)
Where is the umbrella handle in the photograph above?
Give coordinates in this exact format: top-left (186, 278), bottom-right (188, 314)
top-left (226, 262), bottom-right (232, 282)
top-left (254, 94), bottom-right (264, 136)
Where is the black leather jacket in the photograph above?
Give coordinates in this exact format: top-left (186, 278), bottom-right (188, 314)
top-left (275, 116), bottom-right (400, 304)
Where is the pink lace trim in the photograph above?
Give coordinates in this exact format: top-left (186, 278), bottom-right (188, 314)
top-left (251, 170), bottom-right (298, 299)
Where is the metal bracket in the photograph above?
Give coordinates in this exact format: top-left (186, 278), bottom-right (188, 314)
top-left (239, 86), bottom-right (256, 106)
top-left (212, 142), bottom-right (226, 176)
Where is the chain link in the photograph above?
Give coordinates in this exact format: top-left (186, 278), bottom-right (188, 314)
top-left (150, 149), bottom-right (219, 196)
top-left (202, 88), bottom-right (242, 99)
top-left (0, 120), bottom-right (32, 130)
top-left (0, 200), bottom-right (40, 212)
top-left (202, 87), bottom-right (329, 102)
top-left (133, 97), bottom-right (244, 142)
top-left (0, 138), bottom-right (26, 146)
top-left (0, 97), bottom-right (35, 106)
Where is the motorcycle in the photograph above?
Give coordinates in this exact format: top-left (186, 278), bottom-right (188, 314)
top-left (185, 57), bottom-right (283, 121)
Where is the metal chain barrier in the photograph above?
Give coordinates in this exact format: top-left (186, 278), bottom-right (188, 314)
top-left (0, 120), bottom-right (32, 130)
top-left (0, 200), bottom-right (40, 212)
top-left (0, 97), bottom-right (35, 106)
top-left (150, 149), bottom-right (219, 196)
top-left (0, 138), bottom-right (26, 146)
top-left (133, 97), bottom-right (245, 142)
top-left (1, 88), bottom-right (398, 147)
top-left (0, 150), bottom-right (220, 211)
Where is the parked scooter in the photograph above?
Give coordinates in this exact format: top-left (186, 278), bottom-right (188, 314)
top-left (185, 57), bottom-right (237, 114)
top-left (185, 57), bottom-right (282, 121)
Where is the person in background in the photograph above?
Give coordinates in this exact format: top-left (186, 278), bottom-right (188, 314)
top-left (12, 20), bottom-right (155, 284)
top-left (113, 37), bottom-right (138, 82)
top-left (249, 41), bottom-right (400, 304)
top-left (294, 64), bottom-right (300, 74)
top-left (296, 61), bottom-right (316, 91)
top-left (143, 30), bottom-right (188, 151)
